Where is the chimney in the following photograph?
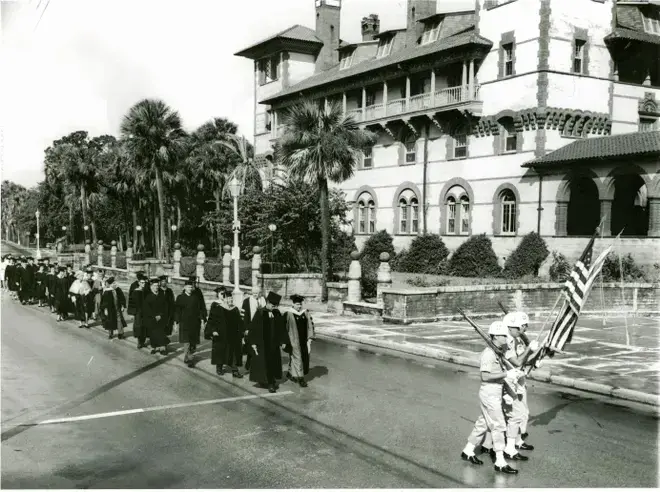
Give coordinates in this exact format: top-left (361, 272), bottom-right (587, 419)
top-left (361, 14), bottom-right (380, 41)
top-left (406, 0), bottom-right (437, 47)
top-left (315, 0), bottom-right (342, 73)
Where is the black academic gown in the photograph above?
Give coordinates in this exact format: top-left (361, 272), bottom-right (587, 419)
top-left (127, 280), bottom-right (140, 313)
top-left (248, 307), bottom-right (287, 385)
top-left (19, 265), bottom-right (34, 301)
top-left (160, 287), bottom-right (176, 335)
top-left (142, 290), bottom-right (169, 348)
top-left (193, 287), bottom-right (207, 321)
top-left (35, 271), bottom-right (47, 301)
top-left (54, 276), bottom-right (70, 316)
top-left (130, 288), bottom-right (147, 340)
top-left (46, 272), bottom-right (57, 306)
top-left (174, 292), bottom-right (204, 345)
top-left (100, 287), bottom-right (127, 332)
top-left (206, 303), bottom-right (243, 367)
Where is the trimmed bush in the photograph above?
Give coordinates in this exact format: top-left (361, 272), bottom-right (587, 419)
top-left (448, 234), bottom-right (501, 277)
top-left (601, 253), bottom-right (645, 282)
top-left (361, 271), bottom-right (378, 300)
top-left (503, 232), bottom-right (549, 278)
top-left (405, 275), bottom-right (450, 288)
top-left (393, 234), bottom-right (449, 275)
top-left (360, 230), bottom-right (395, 300)
top-left (331, 230), bottom-right (357, 275)
top-left (548, 251), bottom-right (571, 282)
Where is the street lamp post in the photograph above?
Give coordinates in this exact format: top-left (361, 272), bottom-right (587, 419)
top-left (135, 225), bottom-right (142, 253)
top-left (268, 223), bottom-right (277, 273)
top-left (35, 210), bottom-right (41, 258)
top-left (229, 177), bottom-right (243, 305)
top-left (171, 224), bottom-right (178, 244)
top-left (61, 226), bottom-right (67, 244)
top-left (83, 225), bottom-right (89, 243)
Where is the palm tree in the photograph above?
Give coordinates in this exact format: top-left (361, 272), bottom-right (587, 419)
top-left (221, 135), bottom-right (263, 196)
top-left (276, 100), bottom-right (377, 301)
top-left (120, 99), bottom-right (187, 260)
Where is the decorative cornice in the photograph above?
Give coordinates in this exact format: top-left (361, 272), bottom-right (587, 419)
top-left (639, 92), bottom-right (660, 117)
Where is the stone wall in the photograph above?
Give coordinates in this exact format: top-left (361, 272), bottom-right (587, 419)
top-left (382, 282), bottom-right (660, 323)
top-left (327, 281), bottom-right (348, 313)
top-left (256, 273), bottom-right (323, 302)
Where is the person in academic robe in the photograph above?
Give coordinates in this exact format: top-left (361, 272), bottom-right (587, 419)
top-left (159, 275), bottom-right (176, 336)
top-left (8, 257), bottom-right (20, 300)
top-left (129, 277), bottom-right (148, 349)
top-left (100, 277), bottom-right (127, 339)
top-left (53, 267), bottom-right (69, 321)
top-left (284, 294), bottom-right (316, 388)
top-left (174, 280), bottom-right (206, 367)
top-left (128, 271), bottom-right (146, 307)
top-left (18, 257), bottom-right (34, 304)
top-left (83, 269), bottom-right (96, 325)
top-left (35, 264), bottom-right (48, 307)
top-left (248, 291), bottom-right (288, 393)
top-left (27, 257), bottom-right (38, 303)
top-left (69, 271), bottom-right (92, 328)
top-left (242, 292), bottom-right (266, 371)
top-left (46, 265), bottom-right (58, 312)
top-left (207, 287), bottom-right (244, 377)
top-left (92, 269), bottom-right (106, 320)
top-left (143, 277), bottom-right (170, 354)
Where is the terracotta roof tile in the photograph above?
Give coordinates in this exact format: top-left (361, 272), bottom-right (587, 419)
top-left (605, 27), bottom-right (660, 45)
top-left (235, 25), bottom-right (322, 57)
top-left (524, 131), bottom-right (660, 167)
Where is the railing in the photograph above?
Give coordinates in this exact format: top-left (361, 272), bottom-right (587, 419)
top-left (255, 113), bottom-right (269, 134)
top-left (387, 98), bottom-right (406, 115)
top-left (365, 103), bottom-right (385, 120)
top-left (346, 108), bottom-right (362, 120)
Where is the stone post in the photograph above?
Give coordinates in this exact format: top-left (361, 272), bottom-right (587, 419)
top-left (84, 239), bottom-right (92, 266)
top-left (126, 241), bottom-right (133, 263)
top-left (57, 240), bottom-right (63, 264)
top-left (376, 252), bottom-right (392, 307)
top-left (97, 240), bottom-right (104, 267)
top-left (556, 201), bottom-right (569, 236)
top-left (110, 240), bottom-right (118, 268)
top-left (252, 246), bottom-right (262, 294)
top-left (600, 199), bottom-right (613, 236)
top-left (172, 243), bottom-right (182, 277)
top-left (347, 250), bottom-right (362, 302)
top-left (648, 197), bottom-right (660, 237)
top-left (222, 245), bottom-right (231, 285)
top-left (196, 244), bottom-right (206, 282)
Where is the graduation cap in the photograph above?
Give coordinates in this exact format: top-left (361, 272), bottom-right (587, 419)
top-left (20, 257), bottom-right (27, 262)
top-left (66, 264), bottom-right (73, 268)
top-left (58, 266), bottom-right (67, 273)
top-left (188, 276), bottom-right (198, 283)
top-left (149, 277), bottom-right (160, 285)
top-left (290, 294), bottom-right (305, 304)
top-left (158, 275), bottom-right (168, 281)
top-left (266, 291), bottom-right (281, 306)
top-left (184, 280), bottom-right (194, 286)
top-left (213, 286), bottom-right (225, 294)
top-left (106, 276), bottom-right (115, 285)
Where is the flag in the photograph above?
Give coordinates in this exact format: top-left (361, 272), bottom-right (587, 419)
top-left (542, 236), bottom-right (612, 355)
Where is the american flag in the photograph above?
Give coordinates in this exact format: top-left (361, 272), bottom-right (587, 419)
top-left (542, 234), bottom-right (612, 355)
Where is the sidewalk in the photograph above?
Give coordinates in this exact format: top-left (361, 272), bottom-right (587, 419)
top-left (112, 279), bottom-right (659, 407)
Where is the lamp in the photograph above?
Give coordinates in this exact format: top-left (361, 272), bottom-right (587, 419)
top-left (268, 223), bottom-right (277, 273)
top-left (229, 176), bottom-right (242, 304)
top-left (35, 210), bottom-right (41, 258)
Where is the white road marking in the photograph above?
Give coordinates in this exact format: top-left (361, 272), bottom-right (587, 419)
top-left (37, 392), bottom-right (293, 425)
top-left (87, 356), bottom-right (94, 366)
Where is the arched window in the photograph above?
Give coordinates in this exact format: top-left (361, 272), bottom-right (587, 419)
top-left (357, 191), bottom-right (377, 235)
top-left (460, 196), bottom-right (470, 234)
top-left (444, 185), bottom-right (471, 235)
top-left (397, 189), bottom-right (419, 234)
top-left (500, 189), bottom-right (517, 234)
top-left (447, 196), bottom-right (457, 234)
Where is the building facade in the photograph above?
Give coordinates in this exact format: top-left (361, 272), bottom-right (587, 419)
top-left (236, 0), bottom-right (660, 263)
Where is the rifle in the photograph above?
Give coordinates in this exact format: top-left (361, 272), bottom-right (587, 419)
top-left (457, 307), bottom-right (521, 399)
top-left (497, 301), bottom-right (531, 346)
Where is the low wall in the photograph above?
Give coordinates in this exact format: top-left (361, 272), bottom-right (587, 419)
top-left (257, 273), bottom-right (323, 302)
top-left (382, 282), bottom-right (660, 324)
top-left (327, 282), bottom-right (348, 313)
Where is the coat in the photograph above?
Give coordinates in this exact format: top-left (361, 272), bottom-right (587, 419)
top-left (174, 292), bottom-right (205, 344)
top-left (53, 276), bottom-right (70, 313)
top-left (127, 280), bottom-right (140, 314)
top-left (160, 288), bottom-right (176, 335)
top-left (284, 309), bottom-right (315, 378)
top-left (100, 287), bottom-right (127, 332)
top-left (205, 302), bottom-right (243, 367)
top-left (142, 290), bottom-right (169, 347)
top-left (247, 307), bottom-right (287, 384)
top-left (130, 288), bottom-right (147, 339)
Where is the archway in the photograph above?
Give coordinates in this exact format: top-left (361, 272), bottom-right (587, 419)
top-left (567, 177), bottom-right (600, 236)
top-left (611, 174), bottom-right (649, 236)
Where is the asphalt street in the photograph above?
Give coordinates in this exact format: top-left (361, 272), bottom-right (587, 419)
top-left (2, 295), bottom-right (658, 489)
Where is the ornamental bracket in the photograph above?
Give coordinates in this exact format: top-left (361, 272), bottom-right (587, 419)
top-left (379, 122), bottom-right (395, 139)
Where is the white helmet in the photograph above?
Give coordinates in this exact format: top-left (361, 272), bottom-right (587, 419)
top-left (503, 312), bottom-right (519, 328)
top-left (516, 312), bottom-right (529, 326)
top-left (489, 321), bottom-right (509, 336)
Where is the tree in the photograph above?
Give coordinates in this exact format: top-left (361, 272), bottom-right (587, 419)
top-left (120, 99), bottom-right (187, 260)
top-left (276, 100), bottom-right (376, 301)
top-left (220, 134), bottom-right (262, 194)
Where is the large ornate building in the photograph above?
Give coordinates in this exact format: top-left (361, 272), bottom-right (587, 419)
top-left (236, 0), bottom-right (660, 263)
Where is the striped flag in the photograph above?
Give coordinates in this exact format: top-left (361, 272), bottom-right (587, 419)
top-left (542, 235), bottom-right (612, 355)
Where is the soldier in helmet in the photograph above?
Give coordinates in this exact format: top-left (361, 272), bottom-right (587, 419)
top-left (461, 321), bottom-right (522, 475)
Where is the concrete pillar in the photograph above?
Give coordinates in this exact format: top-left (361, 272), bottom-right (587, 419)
top-left (600, 199), bottom-right (613, 236)
top-left (556, 201), bottom-right (569, 236)
top-left (110, 240), bottom-right (117, 268)
top-left (468, 59), bottom-right (475, 99)
top-left (376, 252), bottom-right (392, 307)
top-left (342, 92), bottom-right (347, 115)
top-left (405, 75), bottom-right (411, 111)
top-left (196, 244), bottom-right (206, 282)
top-left (430, 69), bottom-right (436, 106)
top-left (347, 250), bottom-right (362, 303)
top-left (648, 197), bottom-right (660, 237)
top-left (361, 87), bottom-right (366, 121)
top-left (252, 246), bottom-right (262, 294)
top-left (172, 243), bottom-right (181, 277)
top-left (84, 240), bottom-right (91, 266)
top-left (462, 60), bottom-right (467, 96)
top-left (97, 240), bottom-right (104, 267)
top-left (383, 80), bottom-right (388, 115)
top-left (222, 245), bottom-right (232, 284)
top-left (126, 242), bottom-right (133, 263)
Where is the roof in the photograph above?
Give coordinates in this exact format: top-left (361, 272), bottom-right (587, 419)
top-left (605, 27), bottom-right (660, 45)
top-left (418, 9), bottom-right (475, 23)
top-left (373, 28), bottom-right (407, 39)
top-left (523, 131), bottom-right (660, 167)
top-left (235, 25), bottom-right (322, 58)
top-left (261, 30), bottom-right (492, 104)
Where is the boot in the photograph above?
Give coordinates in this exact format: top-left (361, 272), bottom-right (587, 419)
top-left (108, 331), bottom-right (114, 339)
top-left (232, 369), bottom-right (243, 378)
top-left (216, 365), bottom-right (225, 376)
top-left (298, 378), bottom-right (308, 388)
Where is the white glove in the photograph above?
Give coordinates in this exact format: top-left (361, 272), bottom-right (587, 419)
top-left (503, 394), bottom-right (514, 405)
top-left (529, 340), bottom-right (539, 352)
top-left (506, 369), bottom-right (519, 379)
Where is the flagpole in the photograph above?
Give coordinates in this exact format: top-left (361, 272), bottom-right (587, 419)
top-left (618, 229), bottom-right (631, 345)
top-left (598, 215), bottom-right (607, 327)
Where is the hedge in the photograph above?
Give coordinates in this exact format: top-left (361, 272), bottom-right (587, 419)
top-left (503, 232), bottom-right (549, 278)
top-left (393, 234), bottom-right (449, 275)
top-left (360, 230), bottom-right (395, 300)
top-left (448, 234), bottom-right (501, 277)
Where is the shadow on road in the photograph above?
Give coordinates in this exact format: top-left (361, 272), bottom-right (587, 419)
top-left (307, 365), bottom-right (329, 382)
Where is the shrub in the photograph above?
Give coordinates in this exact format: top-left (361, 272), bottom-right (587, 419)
top-left (405, 275), bottom-right (450, 288)
top-left (601, 253), bottom-right (645, 282)
top-left (360, 230), bottom-right (395, 300)
top-left (549, 251), bottom-right (571, 282)
top-left (448, 234), bottom-right (501, 277)
top-left (361, 271), bottom-right (378, 300)
top-left (393, 234), bottom-right (449, 275)
top-left (503, 232), bottom-right (549, 278)
top-left (331, 230), bottom-right (357, 275)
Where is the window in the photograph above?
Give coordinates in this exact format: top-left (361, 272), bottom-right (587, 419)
top-left (500, 189), bottom-right (517, 234)
top-left (359, 202), bottom-right (367, 233)
top-left (339, 50), bottom-right (354, 70)
top-left (452, 126), bottom-right (468, 159)
top-left (357, 192), bottom-right (376, 234)
top-left (397, 189), bottom-right (419, 234)
top-left (444, 185), bottom-right (471, 235)
top-left (404, 134), bottom-right (416, 163)
top-left (258, 54), bottom-right (280, 85)
top-left (573, 40), bottom-right (586, 74)
top-left (500, 118), bottom-right (517, 153)
top-left (460, 196), bottom-right (470, 234)
top-left (363, 147), bottom-right (373, 168)
top-left (366, 90), bottom-right (376, 107)
top-left (376, 36), bottom-right (394, 58)
top-left (503, 43), bottom-right (514, 76)
top-left (643, 9), bottom-right (660, 34)
top-left (640, 118), bottom-right (658, 132)
top-left (411, 198), bottom-right (419, 233)
top-left (447, 197), bottom-right (457, 234)
top-left (368, 201), bottom-right (376, 233)
top-left (399, 198), bottom-right (408, 232)
top-left (421, 21), bottom-right (440, 45)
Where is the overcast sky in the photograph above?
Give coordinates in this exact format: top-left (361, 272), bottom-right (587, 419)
top-left (1, 0), bottom-right (473, 188)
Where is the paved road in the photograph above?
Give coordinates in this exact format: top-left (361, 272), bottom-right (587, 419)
top-left (1, 296), bottom-right (658, 488)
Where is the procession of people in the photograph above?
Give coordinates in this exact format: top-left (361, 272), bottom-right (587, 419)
top-left (0, 254), bottom-right (317, 390)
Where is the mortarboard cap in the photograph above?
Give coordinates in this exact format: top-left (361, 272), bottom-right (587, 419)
top-left (158, 275), bottom-right (168, 281)
top-left (290, 294), bottom-right (305, 303)
top-left (266, 291), bottom-right (281, 306)
top-left (184, 280), bottom-right (194, 286)
top-left (106, 276), bottom-right (115, 285)
top-left (149, 277), bottom-right (160, 284)
top-left (213, 286), bottom-right (225, 294)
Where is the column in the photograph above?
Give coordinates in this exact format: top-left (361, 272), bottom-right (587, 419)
top-left (556, 201), bottom-right (569, 236)
top-left (347, 251), bottom-right (362, 303)
top-left (84, 240), bottom-right (91, 266)
top-left (405, 75), bottom-right (411, 111)
top-left (461, 60), bottom-right (467, 99)
top-left (196, 244), bottom-right (206, 282)
top-left (342, 92), bottom-right (347, 115)
top-left (324, 97), bottom-right (329, 112)
top-left (172, 243), bottom-right (181, 277)
top-left (468, 59), bottom-right (475, 99)
top-left (383, 80), bottom-right (388, 116)
top-left (126, 241), bottom-right (133, 264)
top-left (251, 246), bottom-right (262, 294)
top-left (376, 252), bottom-right (392, 307)
top-left (648, 197), bottom-right (660, 237)
top-left (110, 240), bottom-right (117, 268)
top-left (361, 87), bottom-right (366, 121)
top-left (222, 245), bottom-right (232, 284)
top-left (97, 240), bottom-right (104, 267)
top-left (430, 69), bottom-right (436, 106)
top-left (600, 199), bottom-right (613, 236)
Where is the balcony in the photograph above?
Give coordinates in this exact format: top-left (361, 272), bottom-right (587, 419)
top-left (344, 85), bottom-right (482, 125)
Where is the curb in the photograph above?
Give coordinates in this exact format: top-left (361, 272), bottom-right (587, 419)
top-left (316, 328), bottom-right (660, 408)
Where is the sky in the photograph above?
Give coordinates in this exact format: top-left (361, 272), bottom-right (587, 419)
top-left (0, 0), bottom-right (473, 188)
